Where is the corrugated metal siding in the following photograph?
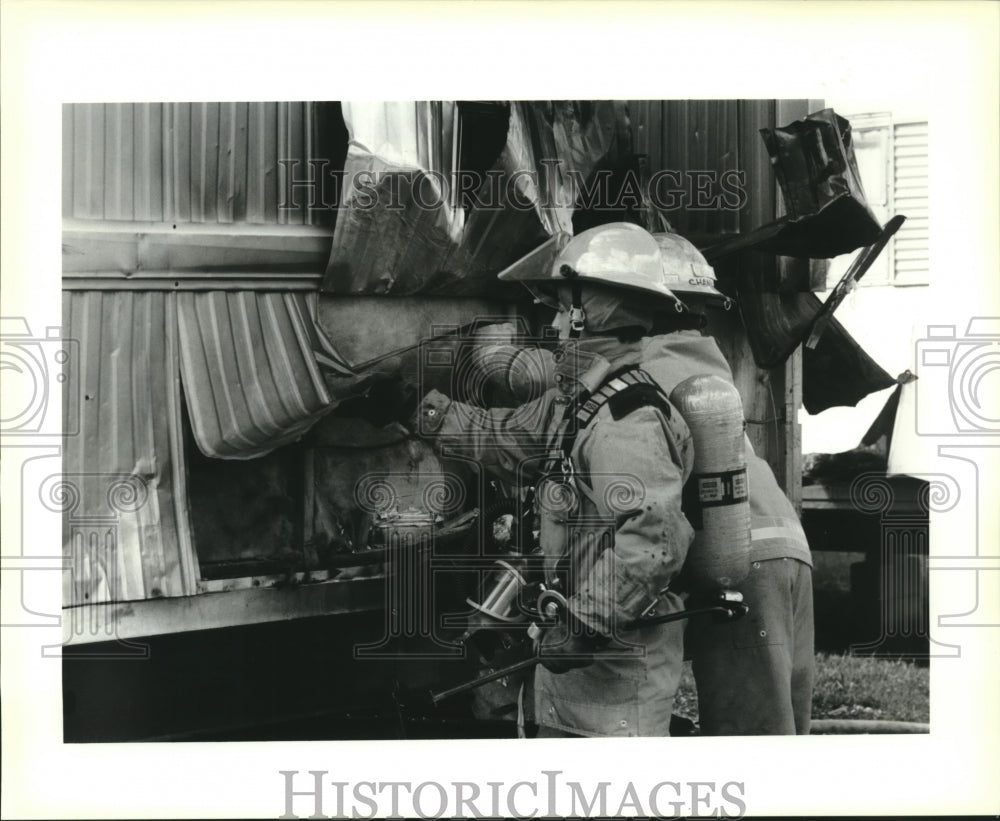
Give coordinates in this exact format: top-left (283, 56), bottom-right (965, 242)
top-left (892, 121), bottom-right (929, 285)
top-left (63, 102), bottom-right (322, 226)
top-left (61, 289), bottom-right (340, 603)
top-left (62, 291), bottom-right (199, 605)
top-left (628, 100), bottom-right (743, 236)
top-left (177, 292), bottom-right (334, 459)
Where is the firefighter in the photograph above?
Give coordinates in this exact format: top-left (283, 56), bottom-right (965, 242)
top-left (649, 231), bottom-right (814, 735)
top-left (435, 230), bottom-right (815, 736)
top-left (416, 222), bottom-right (696, 737)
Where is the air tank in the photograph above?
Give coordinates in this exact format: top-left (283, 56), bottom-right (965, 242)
top-left (669, 374), bottom-right (752, 590)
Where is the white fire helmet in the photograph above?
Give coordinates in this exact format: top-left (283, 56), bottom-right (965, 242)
top-left (498, 222), bottom-right (684, 308)
top-left (652, 232), bottom-right (733, 309)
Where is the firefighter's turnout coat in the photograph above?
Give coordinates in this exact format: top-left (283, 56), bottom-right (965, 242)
top-left (420, 335), bottom-right (695, 736)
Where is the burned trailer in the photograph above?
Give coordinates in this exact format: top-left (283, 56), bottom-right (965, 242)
top-left (60, 100), bottom-right (898, 741)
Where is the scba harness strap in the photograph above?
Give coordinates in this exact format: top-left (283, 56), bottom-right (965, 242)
top-left (561, 367), bottom-right (673, 457)
top-left (538, 366), bottom-right (677, 587)
top-left (578, 368), bottom-right (673, 426)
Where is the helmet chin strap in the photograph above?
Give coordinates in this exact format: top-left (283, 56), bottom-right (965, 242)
top-left (559, 264), bottom-right (585, 339)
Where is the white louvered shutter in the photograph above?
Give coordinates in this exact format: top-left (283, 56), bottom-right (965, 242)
top-left (891, 121), bottom-right (929, 286)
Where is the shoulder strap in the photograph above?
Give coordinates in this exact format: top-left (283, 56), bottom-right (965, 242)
top-left (557, 366), bottom-right (673, 459)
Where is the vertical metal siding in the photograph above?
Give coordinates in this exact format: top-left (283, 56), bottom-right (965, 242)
top-left (246, 102), bottom-right (278, 224)
top-left (132, 102), bottom-right (164, 222)
top-left (278, 101), bottom-right (307, 225)
top-left (628, 100), bottom-right (742, 236)
top-left (167, 102), bottom-right (193, 222)
top-left (218, 102), bottom-right (249, 222)
top-left (72, 103), bottom-right (105, 220)
top-left (61, 289), bottom-right (338, 602)
top-left (103, 103), bottom-right (134, 220)
top-left (190, 102), bottom-right (221, 224)
top-left (63, 102), bottom-right (319, 226)
top-left (62, 104), bottom-right (74, 217)
top-left (62, 291), bottom-right (199, 605)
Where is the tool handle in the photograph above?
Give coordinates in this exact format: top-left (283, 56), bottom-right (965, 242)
top-left (429, 593), bottom-right (748, 704)
top-left (430, 656), bottom-right (540, 705)
top-left (626, 601), bottom-right (748, 628)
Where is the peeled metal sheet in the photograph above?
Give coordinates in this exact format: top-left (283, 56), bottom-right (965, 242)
top-left (62, 291), bottom-right (199, 605)
top-left (322, 100), bottom-right (623, 296)
top-left (736, 271), bottom-right (818, 369)
top-left (755, 109), bottom-right (883, 258)
top-left (736, 277), bottom-right (895, 412)
top-left (737, 215), bottom-right (901, 371)
top-left (799, 296), bottom-right (897, 414)
top-left (321, 101), bottom-right (465, 295)
top-left (177, 291), bottom-right (337, 459)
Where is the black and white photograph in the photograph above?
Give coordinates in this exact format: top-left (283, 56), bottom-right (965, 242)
top-left (2, 2), bottom-right (998, 819)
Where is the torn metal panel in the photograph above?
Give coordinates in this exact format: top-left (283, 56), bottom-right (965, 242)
top-left (322, 101), bottom-right (465, 295)
top-left (800, 297), bottom-right (897, 414)
top-left (736, 269), bottom-right (816, 369)
top-left (62, 291), bottom-right (199, 605)
top-left (737, 212), bottom-right (902, 370)
top-left (176, 291), bottom-right (336, 459)
top-left (322, 101), bottom-right (623, 297)
top-left (754, 109), bottom-right (883, 258)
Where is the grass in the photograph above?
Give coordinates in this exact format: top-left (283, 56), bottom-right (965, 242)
top-left (811, 652), bottom-right (929, 723)
top-left (670, 551), bottom-right (931, 728)
top-left (673, 652), bottom-right (929, 726)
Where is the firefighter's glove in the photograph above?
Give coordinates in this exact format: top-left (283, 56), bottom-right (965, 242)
top-left (537, 615), bottom-right (605, 675)
top-left (411, 389), bottom-right (452, 436)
